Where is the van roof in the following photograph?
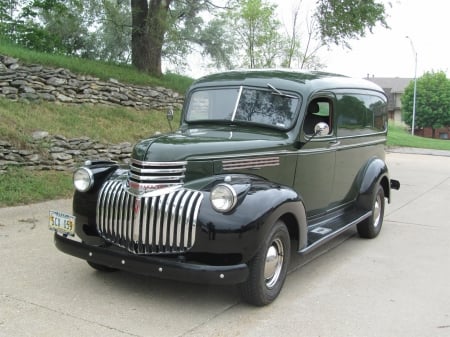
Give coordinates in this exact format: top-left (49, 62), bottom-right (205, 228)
top-left (190, 69), bottom-right (386, 97)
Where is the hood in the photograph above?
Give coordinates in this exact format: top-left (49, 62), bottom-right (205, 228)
top-left (132, 126), bottom-right (292, 162)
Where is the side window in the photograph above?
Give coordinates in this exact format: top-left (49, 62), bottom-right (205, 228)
top-left (303, 99), bottom-right (332, 135)
top-left (336, 94), bottom-right (387, 136)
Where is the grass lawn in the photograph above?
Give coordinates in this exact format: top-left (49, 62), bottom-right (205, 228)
top-left (0, 168), bottom-right (73, 207)
top-left (387, 124), bottom-right (450, 151)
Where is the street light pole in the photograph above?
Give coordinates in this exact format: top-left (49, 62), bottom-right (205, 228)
top-left (406, 36), bottom-right (417, 136)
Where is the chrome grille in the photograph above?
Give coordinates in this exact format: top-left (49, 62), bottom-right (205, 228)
top-left (129, 159), bottom-right (186, 184)
top-left (96, 180), bottom-right (203, 254)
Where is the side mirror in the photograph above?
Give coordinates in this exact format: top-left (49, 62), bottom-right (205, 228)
top-left (314, 122), bottom-right (330, 137)
top-left (167, 107), bottom-right (174, 122)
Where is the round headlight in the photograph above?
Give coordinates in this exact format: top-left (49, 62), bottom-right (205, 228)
top-left (73, 167), bottom-right (94, 192)
top-left (210, 183), bottom-right (237, 213)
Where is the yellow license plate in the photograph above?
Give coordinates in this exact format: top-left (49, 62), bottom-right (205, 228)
top-left (49, 210), bottom-right (75, 236)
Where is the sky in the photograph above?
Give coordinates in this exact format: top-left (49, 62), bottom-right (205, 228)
top-left (181, 0), bottom-right (449, 79)
top-left (277, 0), bottom-right (449, 79)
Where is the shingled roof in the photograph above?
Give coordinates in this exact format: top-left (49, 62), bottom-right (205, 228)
top-left (365, 77), bottom-right (413, 93)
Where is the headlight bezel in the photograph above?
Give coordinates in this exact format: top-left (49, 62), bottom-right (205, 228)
top-left (210, 183), bottom-right (238, 213)
top-left (73, 167), bottom-right (94, 192)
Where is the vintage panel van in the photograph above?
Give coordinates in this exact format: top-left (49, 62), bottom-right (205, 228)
top-left (50, 70), bottom-right (400, 306)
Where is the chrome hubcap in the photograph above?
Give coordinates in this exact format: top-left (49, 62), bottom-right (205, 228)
top-left (373, 194), bottom-right (381, 228)
top-left (264, 238), bottom-right (284, 289)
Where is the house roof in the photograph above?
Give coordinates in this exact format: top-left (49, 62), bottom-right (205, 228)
top-left (365, 77), bottom-right (413, 94)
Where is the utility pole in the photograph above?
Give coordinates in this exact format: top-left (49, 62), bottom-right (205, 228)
top-left (406, 36), bottom-right (417, 136)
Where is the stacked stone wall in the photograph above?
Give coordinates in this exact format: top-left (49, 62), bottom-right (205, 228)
top-left (0, 131), bottom-right (132, 174)
top-left (0, 55), bottom-right (183, 109)
top-left (0, 55), bottom-right (185, 173)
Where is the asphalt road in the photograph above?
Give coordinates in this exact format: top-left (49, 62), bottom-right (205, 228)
top-left (1, 152), bottom-right (449, 337)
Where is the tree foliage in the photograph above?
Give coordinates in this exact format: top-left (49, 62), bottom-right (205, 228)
top-left (315, 0), bottom-right (388, 48)
top-left (401, 71), bottom-right (450, 136)
top-left (218, 0), bottom-right (283, 68)
top-left (0, 0), bottom-right (389, 76)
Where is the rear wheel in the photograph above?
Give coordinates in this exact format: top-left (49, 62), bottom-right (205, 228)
top-left (238, 220), bottom-right (290, 306)
top-left (357, 185), bottom-right (385, 238)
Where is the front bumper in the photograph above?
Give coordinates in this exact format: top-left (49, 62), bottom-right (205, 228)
top-left (54, 233), bottom-right (249, 285)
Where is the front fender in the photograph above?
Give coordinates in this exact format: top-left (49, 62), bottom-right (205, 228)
top-left (192, 176), bottom-right (306, 262)
top-left (72, 161), bottom-right (121, 241)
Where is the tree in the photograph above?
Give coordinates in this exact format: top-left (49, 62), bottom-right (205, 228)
top-left (131, 0), bottom-right (170, 76)
top-left (130, 0), bottom-right (233, 77)
top-left (315, 0), bottom-right (388, 48)
top-left (282, 2), bottom-right (324, 69)
top-left (1, 0), bottom-right (100, 56)
top-left (222, 0), bottom-right (282, 68)
top-left (93, 1), bottom-right (132, 63)
top-left (401, 71), bottom-right (450, 137)
top-left (216, 0), bottom-right (388, 71)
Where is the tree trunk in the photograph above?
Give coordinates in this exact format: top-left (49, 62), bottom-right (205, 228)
top-left (131, 0), bottom-right (171, 77)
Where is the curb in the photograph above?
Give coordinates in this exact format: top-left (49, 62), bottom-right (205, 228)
top-left (387, 147), bottom-right (450, 157)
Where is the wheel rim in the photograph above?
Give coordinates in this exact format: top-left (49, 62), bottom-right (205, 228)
top-left (373, 194), bottom-right (382, 228)
top-left (264, 238), bottom-right (284, 289)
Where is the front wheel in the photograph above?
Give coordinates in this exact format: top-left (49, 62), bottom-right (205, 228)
top-left (238, 220), bottom-right (291, 306)
top-left (357, 185), bottom-right (385, 238)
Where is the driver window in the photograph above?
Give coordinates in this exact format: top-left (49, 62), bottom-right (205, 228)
top-left (303, 99), bottom-right (332, 135)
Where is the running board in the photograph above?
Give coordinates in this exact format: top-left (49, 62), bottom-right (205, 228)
top-left (298, 210), bottom-right (372, 255)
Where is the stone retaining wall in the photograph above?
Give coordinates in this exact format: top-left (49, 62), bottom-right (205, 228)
top-left (0, 55), bottom-right (187, 173)
top-left (0, 131), bottom-right (133, 174)
top-left (0, 55), bottom-right (184, 109)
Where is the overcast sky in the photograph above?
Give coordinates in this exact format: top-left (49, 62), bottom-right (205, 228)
top-left (182, 0), bottom-right (448, 79)
top-left (278, 0), bottom-right (449, 79)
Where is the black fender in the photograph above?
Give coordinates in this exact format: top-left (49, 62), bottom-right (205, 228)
top-left (72, 161), bottom-right (120, 241)
top-left (355, 157), bottom-right (390, 211)
top-left (192, 175), bottom-right (307, 262)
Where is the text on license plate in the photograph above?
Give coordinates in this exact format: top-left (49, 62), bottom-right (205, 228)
top-left (49, 210), bottom-right (75, 236)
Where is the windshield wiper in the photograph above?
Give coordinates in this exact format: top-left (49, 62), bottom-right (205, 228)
top-left (267, 83), bottom-right (297, 99)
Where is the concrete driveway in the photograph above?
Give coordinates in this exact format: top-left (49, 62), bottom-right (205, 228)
top-left (1, 152), bottom-right (449, 337)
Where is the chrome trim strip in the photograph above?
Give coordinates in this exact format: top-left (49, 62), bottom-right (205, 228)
top-left (191, 192), bottom-right (203, 246)
top-left (142, 197), bottom-right (149, 249)
top-left (178, 190), bottom-right (190, 248)
top-left (231, 86), bottom-right (243, 121)
top-left (148, 197), bottom-right (156, 250)
top-left (189, 139), bottom-right (386, 160)
top-left (129, 173), bottom-right (184, 182)
top-left (222, 156), bottom-right (280, 171)
top-left (184, 191), bottom-right (195, 248)
top-left (131, 167), bottom-right (186, 174)
top-left (170, 191), bottom-right (183, 247)
top-left (132, 197), bottom-right (140, 242)
top-left (117, 187), bottom-right (125, 241)
top-left (131, 159), bottom-right (187, 166)
top-left (155, 194), bottom-right (164, 249)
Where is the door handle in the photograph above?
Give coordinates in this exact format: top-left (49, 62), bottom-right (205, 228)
top-left (329, 140), bottom-right (341, 147)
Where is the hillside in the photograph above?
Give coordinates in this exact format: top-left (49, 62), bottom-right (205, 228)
top-left (0, 47), bottom-right (189, 206)
top-left (0, 40), bottom-right (193, 93)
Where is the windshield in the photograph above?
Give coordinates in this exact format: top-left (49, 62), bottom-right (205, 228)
top-left (185, 87), bottom-right (301, 129)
